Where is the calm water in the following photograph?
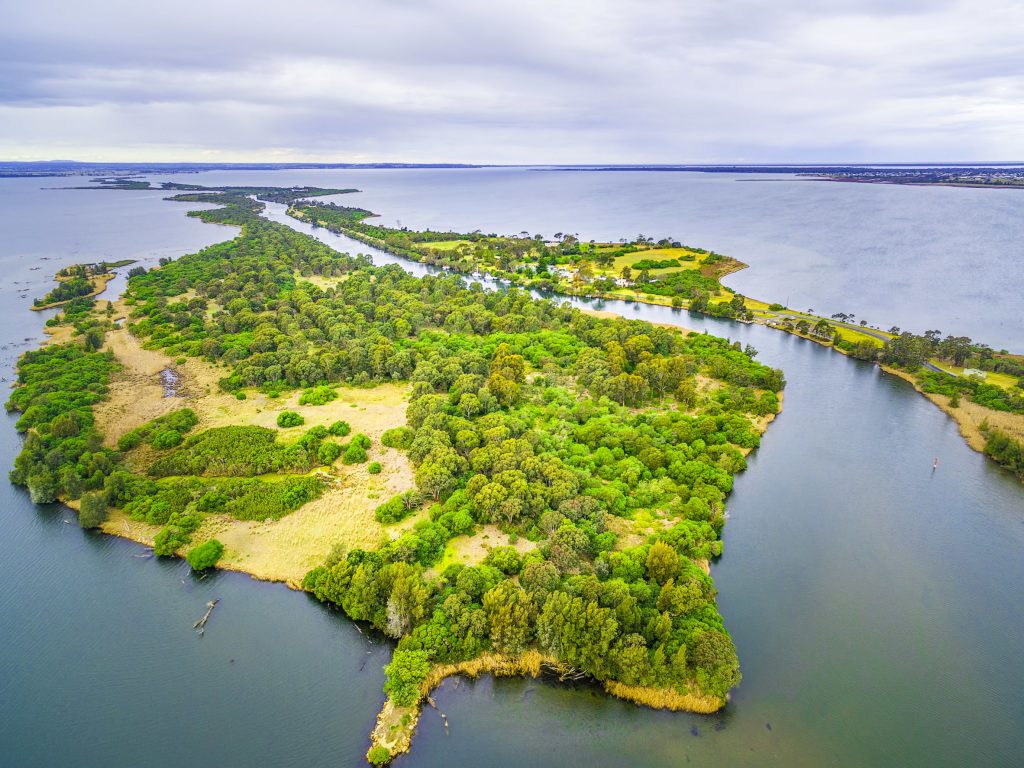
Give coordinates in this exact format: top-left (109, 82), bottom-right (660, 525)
top-left (0, 171), bottom-right (1022, 767)
top-left (156, 167), bottom-right (1024, 349)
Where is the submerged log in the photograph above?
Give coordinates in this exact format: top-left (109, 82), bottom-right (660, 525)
top-left (193, 599), bottom-right (219, 635)
top-left (424, 696), bottom-right (449, 734)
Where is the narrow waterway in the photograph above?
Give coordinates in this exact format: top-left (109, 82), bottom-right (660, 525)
top-left (0, 179), bottom-right (1020, 768)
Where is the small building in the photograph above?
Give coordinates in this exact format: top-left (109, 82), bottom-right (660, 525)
top-left (962, 368), bottom-right (987, 379)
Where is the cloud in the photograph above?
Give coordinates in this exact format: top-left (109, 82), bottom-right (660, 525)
top-left (0, 0), bottom-right (1022, 162)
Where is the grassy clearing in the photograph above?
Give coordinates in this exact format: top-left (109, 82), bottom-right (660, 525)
top-left (832, 326), bottom-right (886, 346)
top-left (594, 246), bottom-right (704, 278)
top-left (95, 322), bottom-right (418, 584)
top-left (295, 270), bottom-right (349, 290)
top-left (930, 362), bottom-right (1018, 391)
top-left (419, 240), bottom-right (474, 251)
top-left (427, 524), bottom-right (536, 576)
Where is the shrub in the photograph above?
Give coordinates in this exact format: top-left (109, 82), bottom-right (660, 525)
top-left (148, 425), bottom-right (314, 477)
top-left (299, 385), bottom-right (338, 406)
top-left (151, 429), bottom-right (183, 449)
top-left (118, 408), bottom-right (199, 451)
top-left (367, 746), bottom-right (391, 766)
top-left (375, 492), bottom-right (420, 523)
top-left (381, 426), bottom-right (413, 450)
top-left (187, 539), bottom-right (224, 570)
top-left (78, 491), bottom-right (108, 529)
top-left (277, 411), bottom-right (305, 428)
top-left (483, 545), bottom-right (522, 575)
top-left (351, 433), bottom-right (371, 450)
top-left (342, 443), bottom-right (368, 464)
top-left (235, 392), bottom-right (247, 401)
top-left (318, 442), bottom-right (343, 464)
top-left (368, 461), bottom-right (382, 474)
top-left (153, 511), bottom-right (202, 556)
top-left (328, 420), bottom-right (351, 436)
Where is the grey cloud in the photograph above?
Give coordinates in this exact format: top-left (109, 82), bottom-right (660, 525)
top-left (0, 0), bottom-right (1022, 162)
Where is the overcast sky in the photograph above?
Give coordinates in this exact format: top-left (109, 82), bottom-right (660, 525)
top-left (1, 0), bottom-right (1022, 163)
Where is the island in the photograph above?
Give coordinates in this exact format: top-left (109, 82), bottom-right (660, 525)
top-left (31, 260), bottom-right (135, 310)
top-left (6, 186), bottom-right (786, 764)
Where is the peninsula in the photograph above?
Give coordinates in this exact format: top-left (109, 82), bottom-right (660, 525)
top-left (7, 186), bottom-right (785, 764)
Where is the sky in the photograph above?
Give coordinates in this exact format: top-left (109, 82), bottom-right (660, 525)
top-left (1, 0), bottom-right (1023, 164)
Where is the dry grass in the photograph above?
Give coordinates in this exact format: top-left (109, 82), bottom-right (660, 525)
top-left (931, 394), bottom-right (1024, 450)
top-left (881, 364), bottom-right (1024, 451)
top-left (603, 680), bottom-right (724, 713)
top-left (94, 324), bottom-right (189, 447)
top-left (94, 320), bottom-right (418, 585)
top-left (371, 651), bottom-right (549, 762)
top-left (371, 647), bottom-right (725, 764)
top-left (294, 271), bottom-right (348, 290)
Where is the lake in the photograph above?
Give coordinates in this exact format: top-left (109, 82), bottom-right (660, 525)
top-left (0, 169), bottom-right (1021, 767)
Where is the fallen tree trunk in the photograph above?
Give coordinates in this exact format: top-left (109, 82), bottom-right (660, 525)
top-left (193, 599), bottom-right (219, 635)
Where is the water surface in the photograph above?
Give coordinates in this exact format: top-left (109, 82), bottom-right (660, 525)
top-left (0, 171), bottom-right (1021, 768)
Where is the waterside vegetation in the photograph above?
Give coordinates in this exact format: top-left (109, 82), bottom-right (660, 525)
top-left (288, 200), bottom-right (1024, 481)
top-left (7, 186), bottom-right (785, 764)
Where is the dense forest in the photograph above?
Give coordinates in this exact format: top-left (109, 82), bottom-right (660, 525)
top-left (7, 187), bottom-right (784, 763)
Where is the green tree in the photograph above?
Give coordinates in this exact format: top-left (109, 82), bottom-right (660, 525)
top-left (645, 541), bottom-right (680, 584)
top-left (186, 539), bottom-right (224, 570)
top-left (383, 649), bottom-right (431, 706)
top-left (78, 491), bottom-right (108, 529)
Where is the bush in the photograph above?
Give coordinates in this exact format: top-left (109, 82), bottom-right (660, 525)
top-left (351, 433), bottom-right (371, 449)
top-left (277, 411), bottom-right (305, 428)
top-left (78, 491), bottom-right (108, 529)
top-left (317, 442), bottom-right (342, 464)
top-left (299, 385), bottom-right (338, 406)
top-left (375, 491), bottom-right (420, 523)
top-left (342, 443), bottom-right (368, 464)
top-left (381, 426), bottom-right (413, 450)
top-left (118, 408), bottom-right (199, 451)
top-left (186, 539), bottom-right (224, 570)
top-left (367, 746), bottom-right (391, 766)
top-left (235, 392), bottom-right (247, 401)
top-left (151, 429), bottom-right (183, 449)
top-left (148, 425), bottom-right (314, 477)
top-left (328, 420), bottom-right (351, 436)
top-left (483, 545), bottom-right (522, 575)
top-left (368, 461), bottom-right (382, 474)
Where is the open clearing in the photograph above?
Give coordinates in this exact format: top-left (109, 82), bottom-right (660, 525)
top-left (95, 319), bottom-right (419, 585)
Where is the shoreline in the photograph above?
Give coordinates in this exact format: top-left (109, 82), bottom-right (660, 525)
top-left (31, 272), bottom-right (117, 310)
top-left (367, 650), bottom-right (725, 764)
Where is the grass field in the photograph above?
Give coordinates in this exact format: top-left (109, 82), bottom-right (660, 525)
top-left (930, 362), bottom-right (1019, 390)
top-left (426, 524), bottom-right (536, 577)
top-left (419, 240), bottom-right (474, 251)
top-left (95, 320), bottom-right (418, 585)
top-left (594, 246), bottom-right (704, 278)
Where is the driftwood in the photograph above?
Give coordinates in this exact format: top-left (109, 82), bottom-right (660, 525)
top-left (193, 599), bottom-right (219, 635)
top-left (424, 696), bottom-right (449, 734)
top-left (542, 661), bottom-right (586, 682)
